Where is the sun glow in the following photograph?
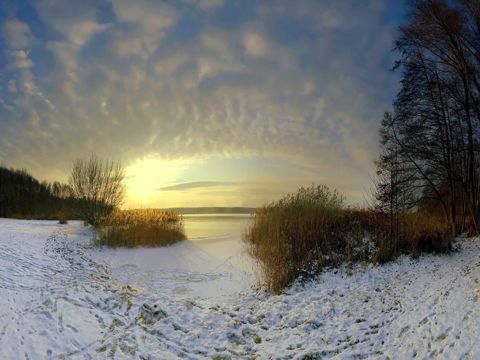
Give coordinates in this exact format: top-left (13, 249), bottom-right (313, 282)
top-left (123, 157), bottom-right (193, 209)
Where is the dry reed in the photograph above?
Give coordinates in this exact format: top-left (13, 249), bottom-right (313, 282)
top-left (244, 185), bottom-right (452, 293)
top-left (96, 209), bottom-right (185, 248)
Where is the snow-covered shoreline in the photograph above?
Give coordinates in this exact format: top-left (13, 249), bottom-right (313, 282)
top-left (1, 218), bottom-right (480, 359)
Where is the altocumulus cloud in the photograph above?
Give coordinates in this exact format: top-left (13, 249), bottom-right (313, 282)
top-left (0, 0), bottom-right (403, 202)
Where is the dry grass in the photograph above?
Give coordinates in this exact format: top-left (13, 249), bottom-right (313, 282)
top-left (370, 211), bottom-right (451, 263)
top-left (96, 209), bottom-right (186, 248)
top-left (243, 185), bottom-right (358, 293)
top-left (57, 211), bottom-right (68, 224)
top-left (244, 185), bottom-right (453, 293)
top-left (399, 212), bottom-right (451, 255)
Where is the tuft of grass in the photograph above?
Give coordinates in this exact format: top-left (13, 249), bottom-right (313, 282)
top-left (244, 185), bottom-right (453, 293)
top-left (57, 211), bottom-right (68, 224)
top-left (95, 209), bottom-right (186, 248)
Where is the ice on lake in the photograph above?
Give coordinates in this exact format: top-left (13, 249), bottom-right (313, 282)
top-left (90, 214), bottom-right (258, 299)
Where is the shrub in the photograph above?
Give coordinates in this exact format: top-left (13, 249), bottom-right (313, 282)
top-left (95, 209), bottom-right (185, 248)
top-left (243, 185), bottom-right (368, 293)
top-left (69, 155), bottom-right (125, 226)
top-left (244, 185), bottom-right (453, 293)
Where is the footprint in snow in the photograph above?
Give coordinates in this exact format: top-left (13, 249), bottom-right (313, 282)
top-left (117, 264), bottom-right (139, 271)
top-left (138, 304), bottom-right (167, 324)
top-left (173, 286), bottom-right (189, 295)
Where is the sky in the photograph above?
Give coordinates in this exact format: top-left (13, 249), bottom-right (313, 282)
top-left (0, 0), bottom-right (406, 208)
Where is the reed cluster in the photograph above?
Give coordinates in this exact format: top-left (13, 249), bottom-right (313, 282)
top-left (244, 185), bottom-right (452, 293)
top-left (96, 209), bottom-right (185, 248)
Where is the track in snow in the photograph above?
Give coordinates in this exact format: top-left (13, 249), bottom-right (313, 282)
top-left (1, 219), bottom-right (480, 359)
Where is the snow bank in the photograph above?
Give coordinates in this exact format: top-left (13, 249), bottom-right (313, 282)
top-left (1, 218), bottom-right (479, 359)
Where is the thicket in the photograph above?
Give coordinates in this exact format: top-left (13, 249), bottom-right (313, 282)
top-left (244, 186), bottom-right (451, 293)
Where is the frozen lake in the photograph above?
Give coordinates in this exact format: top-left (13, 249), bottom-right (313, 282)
top-left (91, 214), bottom-right (258, 299)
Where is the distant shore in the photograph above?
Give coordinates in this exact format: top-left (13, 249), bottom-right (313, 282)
top-left (160, 207), bottom-right (255, 215)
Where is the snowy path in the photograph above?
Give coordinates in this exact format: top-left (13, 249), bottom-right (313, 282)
top-left (1, 219), bottom-right (480, 359)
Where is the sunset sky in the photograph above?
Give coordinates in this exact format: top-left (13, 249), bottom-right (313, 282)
top-left (0, 0), bottom-right (405, 208)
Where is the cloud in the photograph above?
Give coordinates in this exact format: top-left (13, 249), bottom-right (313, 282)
top-left (67, 21), bottom-right (110, 46)
top-left (243, 32), bottom-right (269, 58)
top-left (197, 0), bottom-right (224, 11)
top-left (2, 18), bottom-right (34, 69)
top-left (111, 0), bottom-right (178, 57)
top-left (7, 79), bottom-right (17, 93)
top-left (2, 19), bottom-right (31, 49)
top-left (0, 0), bottom-right (401, 205)
top-left (7, 50), bottom-right (33, 69)
top-left (158, 181), bottom-right (234, 191)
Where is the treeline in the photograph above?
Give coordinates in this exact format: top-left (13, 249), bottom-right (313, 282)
top-left (0, 156), bottom-right (126, 222)
top-left (376, 0), bottom-right (480, 236)
top-left (165, 207), bottom-right (255, 215)
top-left (0, 166), bottom-right (76, 219)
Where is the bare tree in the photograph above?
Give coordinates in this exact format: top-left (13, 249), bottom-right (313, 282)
top-left (377, 0), bottom-right (480, 235)
top-left (69, 155), bottom-right (125, 226)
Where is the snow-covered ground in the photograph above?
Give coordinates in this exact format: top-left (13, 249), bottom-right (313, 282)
top-left (1, 218), bottom-right (480, 359)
